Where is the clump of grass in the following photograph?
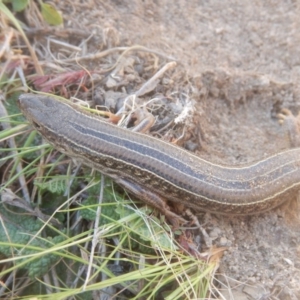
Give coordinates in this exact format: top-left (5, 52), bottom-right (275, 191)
top-left (0, 108), bottom-right (215, 298)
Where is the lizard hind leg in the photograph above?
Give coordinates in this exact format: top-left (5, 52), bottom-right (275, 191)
top-left (115, 177), bottom-right (187, 227)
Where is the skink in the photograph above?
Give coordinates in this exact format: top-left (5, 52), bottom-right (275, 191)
top-left (18, 94), bottom-right (299, 221)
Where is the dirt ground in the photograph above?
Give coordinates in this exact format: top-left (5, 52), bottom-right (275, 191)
top-left (26, 1), bottom-right (300, 299)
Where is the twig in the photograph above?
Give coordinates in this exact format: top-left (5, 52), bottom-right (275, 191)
top-left (58, 45), bottom-right (178, 66)
top-left (83, 174), bottom-right (105, 290)
top-left (135, 61), bottom-right (177, 97)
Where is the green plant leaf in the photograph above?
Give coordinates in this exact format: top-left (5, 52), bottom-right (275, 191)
top-left (34, 176), bottom-right (68, 194)
top-left (12, 0), bottom-right (29, 12)
top-left (40, 2), bottom-right (63, 26)
top-left (0, 204), bottom-right (64, 278)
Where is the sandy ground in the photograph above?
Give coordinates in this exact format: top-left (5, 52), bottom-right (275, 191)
top-left (26, 1), bottom-right (300, 299)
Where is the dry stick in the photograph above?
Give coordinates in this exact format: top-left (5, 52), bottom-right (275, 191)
top-left (0, 27), bottom-right (14, 59)
top-left (135, 61), bottom-right (177, 97)
top-left (48, 38), bottom-right (83, 52)
top-left (58, 45), bottom-right (178, 66)
top-left (83, 174), bottom-right (105, 290)
top-left (24, 27), bottom-right (92, 39)
top-left (0, 99), bottom-right (30, 203)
